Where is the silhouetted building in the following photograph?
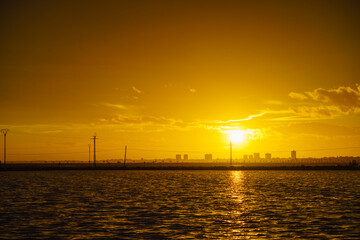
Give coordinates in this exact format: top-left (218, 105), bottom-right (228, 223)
top-left (243, 154), bottom-right (248, 160)
top-left (291, 150), bottom-right (296, 160)
top-left (205, 154), bottom-right (212, 161)
top-left (183, 154), bottom-right (188, 161)
top-left (249, 155), bottom-right (253, 160)
top-left (254, 153), bottom-right (260, 160)
top-left (265, 153), bottom-right (271, 160)
top-left (176, 154), bottom-right (181, 161)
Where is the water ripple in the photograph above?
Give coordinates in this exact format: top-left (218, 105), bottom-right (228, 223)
top-left (0, 170), bottom-right (359, 239)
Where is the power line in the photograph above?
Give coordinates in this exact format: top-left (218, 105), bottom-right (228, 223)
top-left (124, 145), bottom-right (127, 167)
top-left (91, 134), bottom-right (98, 166)
top-left (88, 143), bottom-right (91, 167)
top-left (1, 129), bottom-right (9, 167)
top-left (5, 144), bottom-right (360, 157)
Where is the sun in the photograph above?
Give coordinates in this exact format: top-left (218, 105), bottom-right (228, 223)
top-left (228, 130), bottom-right (246, 144)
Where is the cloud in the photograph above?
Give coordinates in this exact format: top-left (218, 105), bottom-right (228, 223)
top-left (189, 88), bottom-right (197, 93)
top-left (99, 114), bottom-right (190, 132)
top-left (188, 112), bottom-right (267, 131)
top-left (102, 103), bottom-right (127, 109)
top-left (97, 111), bottom-right (268, 136)
top-left (132, 86), bottom-right (143, 94)
top-left (187, 113), bottom-right (268, 140)
top-left (288, 85), bottom-right (360, 117)
top-left (288, 105), bottom-right (340, 119)
top-left (307, 86), bottom-right (360, 113)
top-left (219, 112), bottom-right (268, 123)
top-left (288, 92), bottom-right (308, 100)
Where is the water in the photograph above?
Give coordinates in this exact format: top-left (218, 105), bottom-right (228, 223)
top-left (0, 170), bottom-right (360, 239)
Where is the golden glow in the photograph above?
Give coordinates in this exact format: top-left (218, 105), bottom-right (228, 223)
top-left (230, 171), bottom-right (245, 203)
top-left (228, 130), bottom-right (246, 144)
top-left (1, 1), bottom-right (360, 161)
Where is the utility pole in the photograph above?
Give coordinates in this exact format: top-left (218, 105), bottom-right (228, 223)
top-left (124, 145), bottom-right (127, 168)
top-left (91, 135), bottom-right (98, 167)
top-left (230, 141), bottom-right (232, 167)
top-left (1, 129), bottom-right (9, 168)
top-left (88, 144), bottom-right (91, 168)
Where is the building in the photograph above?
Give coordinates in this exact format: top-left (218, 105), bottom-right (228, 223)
top-left (183, 154), bottom-right (188, 161)
top-left (265, 153), bottom-right (271, 161)
top-left (291, 150), bottom-right (296, 160)
top-left (254, 153), bottom-right (260, 160)
top-left (176, 154), bottom-right (181, 161)
top-left (205, 154), bottom-right (212, 161)
top-left (249, 155), bottom-right (253, 160)
top-left (243, 154), bottom-right (248, 160)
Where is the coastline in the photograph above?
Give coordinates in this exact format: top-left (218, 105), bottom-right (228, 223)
top-left (1, 163), bottom-right (359, 171)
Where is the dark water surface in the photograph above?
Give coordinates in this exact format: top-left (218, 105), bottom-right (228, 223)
top-left (0, 170), bottom-right (359, 239)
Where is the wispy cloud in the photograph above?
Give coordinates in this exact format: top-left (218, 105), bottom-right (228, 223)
top-left (98, 114), bottom-right (189, 132)
top-left (221, 112), bottom-right (268, 123)
top-left (96, 111), bottom-right (269, 136)
top-left (288, 92), bottom-right (308, 100)
top-left (189, 88), bottom-right (197, 93)
top-left (102, 103), bottom-right (127, 109)
top-left (97, 85), bottom-right (360, 137)
top-left (288, 105), bottom-right (339, 119)
top-left (132, 86), bottom-right (143, 94)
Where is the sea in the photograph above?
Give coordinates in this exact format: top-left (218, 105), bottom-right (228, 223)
top-left (0, 170), bottom-right (359, 239)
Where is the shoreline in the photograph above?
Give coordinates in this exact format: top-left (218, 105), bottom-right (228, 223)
top-left (1, 164), bottom-right (359, 171)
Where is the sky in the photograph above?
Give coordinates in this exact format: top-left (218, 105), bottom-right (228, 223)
top-left (1, 0), bottom-right (360, 161)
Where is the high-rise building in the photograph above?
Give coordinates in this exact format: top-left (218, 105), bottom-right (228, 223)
top-left (249, 154), bottom-right (253, 160)
top-left (205, 154), bottom-right (212, 161)
top-left (291, 150), bottom-right (296, 160)
top-left (254, 153), bottom-right (260, 160)
top-left (243, 154), bottom-right (248, 160)
top-left (176, 154), bottom-right (181, 161)
top-left (265, 153), bottom-right (271, 160)
top-left (183, 154), bottom-right (188, 161)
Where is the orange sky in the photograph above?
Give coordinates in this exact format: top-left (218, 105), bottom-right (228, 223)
top-left (1, 0), bottom-right (360, 161)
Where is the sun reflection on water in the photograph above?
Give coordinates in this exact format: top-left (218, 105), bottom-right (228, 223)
top-left (230, 171), bottom-right (245, 203)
